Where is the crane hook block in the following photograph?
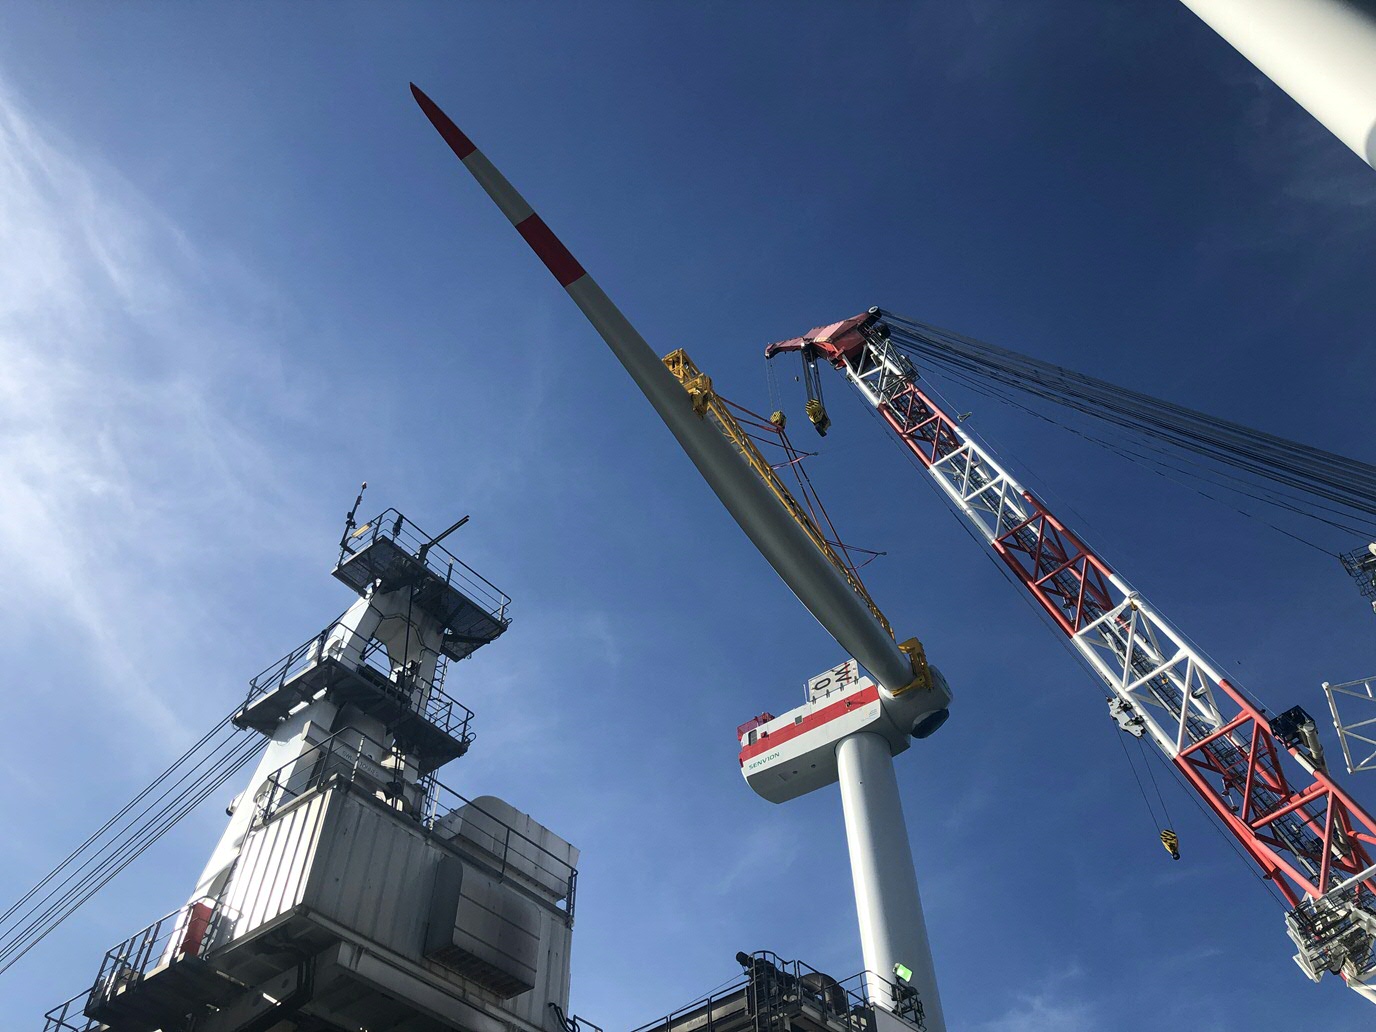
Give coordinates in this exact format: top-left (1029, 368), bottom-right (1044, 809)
top-left (770, 410), bottom-right (787, 429)
top-left (1160, 829), bottom-right (1181, 861)
top-left (805, 398), bottom-right (831, 437)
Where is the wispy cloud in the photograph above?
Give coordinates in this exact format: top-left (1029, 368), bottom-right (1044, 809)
top-left (711, 821), bottom-right (801, 895)
top-left (0, 78), bottom-right (309, 748)
top-left (972, 992), bottom-right (1097, 1032)
top-left (971, 961), bottom-right (1099, 1032)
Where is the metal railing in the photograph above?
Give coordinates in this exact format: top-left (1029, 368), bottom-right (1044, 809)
top-left (242, 617), bottom-right (475, 746)
top-left (833, 968), bottom-right (925, 1031)
top-left (630, 952), bottom-right (925, 1032)
top-left (627, 968), bottom-right (752, 1032)
top-left (87, 897), bottom-right (224, 1013)
top-left (253, 731), bottom-right (577, 918)
top-left (427, 778), bottom-right (578, 921)
top-left (340, 508), bottom-right (511, 623)
top-left (254, 729), bottom-right (415, 824)
top-left (744, 951), bottom-right (874, 1032)
top-left (41, 993), bottom-right (100, 1032)
top-left (552, 1002), bottom-right (604, 1032)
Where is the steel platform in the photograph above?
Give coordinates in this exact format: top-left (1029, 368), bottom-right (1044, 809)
top-left (234, 657), bottom-right (470, 773)
top-left (334, 532), bottom-right (508, 662)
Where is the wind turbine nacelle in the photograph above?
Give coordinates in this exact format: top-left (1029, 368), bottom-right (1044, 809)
top-left (738, 659), bottom-right (950, 804)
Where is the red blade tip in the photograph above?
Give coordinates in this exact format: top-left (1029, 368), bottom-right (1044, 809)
top-left (410, 83), bottom-right (477, 160)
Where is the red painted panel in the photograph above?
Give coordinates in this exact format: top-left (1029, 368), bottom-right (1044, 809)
top-left (516, 215), bottom-right (586, 287)
top-left (739, 685), bottom-right (879, 762)
top-left (411, 84), bottom-right (478, 160)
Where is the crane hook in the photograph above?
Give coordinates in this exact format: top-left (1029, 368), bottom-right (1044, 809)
top-left (1160, 828), bottom-right (1181, 860)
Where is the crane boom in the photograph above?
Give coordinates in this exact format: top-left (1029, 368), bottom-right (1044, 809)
top-left (766, 309), bottom-right (1376, 999)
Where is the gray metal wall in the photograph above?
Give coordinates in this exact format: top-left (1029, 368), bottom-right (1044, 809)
top-left (216, 783), bottom-right (574, 1030)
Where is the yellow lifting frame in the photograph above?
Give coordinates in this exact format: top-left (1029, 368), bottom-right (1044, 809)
top-left (663, 348), bottom-right (898, 642)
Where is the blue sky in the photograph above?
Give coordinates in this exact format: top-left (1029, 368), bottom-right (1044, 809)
top-left (2, 3), bottom-right (1375, 1030)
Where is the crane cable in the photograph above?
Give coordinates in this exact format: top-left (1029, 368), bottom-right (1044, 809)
top-left (908, 360), bottom-right (1348, 552)
top-left (0, 711), bottom-right (260, 974)
top-left (877, 310), bottom-right (1376, 542)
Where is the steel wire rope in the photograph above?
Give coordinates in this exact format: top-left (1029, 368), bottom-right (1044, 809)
top-left (1157, 758), bottom-right (1289, 909)
top-left (721, 396), bottom-right (881, 579)
top-left (0, 717), bottom-right (246, 949)
top-left (0, 715), bottom-right (260, 973)
top-left (1115, 728), bottom-right (1167, 833)
top-left (727, 401), bottom-right (881, 576)
top-left (0, 602), bottom-right (364, 972)
top-left (777, 429), bottom-right (868, 578)
top-left (776, 341), bottom-right (1331, 897)
top-left (913, 368), bottom-right (1113, 547)
top-left (762, 356), bottom-right (859, 555)
top-left (911, 358), bottom-right (1361, 545)
top-left (10, 739), bottom-right (263, 971)
top-left (904, 361), bottom-right (1318, 718)
top-left (906, 342), bottom-right (1364, 534)
top-left (0, 732), bottom-right (264, 974)
top-left (886, 319), bottom-right (1376, 518)
top-left (0, 731), bottom-right (262, 969)
top-left (0, 712), bottom-right (237, 929)
top-left (1137, 734), bottom-right (1175, 830)
top-left (871, 352), bottom-right (1321, 866)
top-left (0, 728), bottom-right (260, 970)
top-left (881, 313), bottom-right (1376, 535)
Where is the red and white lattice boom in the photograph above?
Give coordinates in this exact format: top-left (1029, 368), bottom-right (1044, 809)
top-left (766, 310), bottom-right (1376, 998)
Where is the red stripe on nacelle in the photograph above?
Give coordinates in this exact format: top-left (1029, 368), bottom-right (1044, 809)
top-left (738, 685), bottom-right (880, 762)
top-left (517, 214), bottom-right (586, 287)
top-left (411, 84), bottom-right (477, 160)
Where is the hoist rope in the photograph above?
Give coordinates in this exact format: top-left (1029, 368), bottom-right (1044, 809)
top-left (913, 358), bottom-right (1359, 546)
top-left (0, 711), bottom-right (260, 974)
top-left (1115, 727), bottom-right (1167, 832)
top-left (720, 396), bottom-right (884, 578)
top-left (878, 310), bottom-right (1376, 542)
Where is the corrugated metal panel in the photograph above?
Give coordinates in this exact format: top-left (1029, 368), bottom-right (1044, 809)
top-left (220, 789), bottom-right (328, 941)
top-left (507, 906), bottom-right (573, 1026)
top-left (303, 788), bottom-right (437, 960)
top-left (217, 783), bottom-right (575, 1024)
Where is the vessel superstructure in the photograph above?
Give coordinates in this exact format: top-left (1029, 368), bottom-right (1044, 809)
top-left (45, 508), bottom-right (582, 1032)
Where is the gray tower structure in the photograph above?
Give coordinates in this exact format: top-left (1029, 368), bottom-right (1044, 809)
top-left (45, 508), bottom-right (582, 1032)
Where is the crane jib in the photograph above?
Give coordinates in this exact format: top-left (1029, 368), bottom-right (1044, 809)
top-left (768, 310), bottom-right (1376, 995)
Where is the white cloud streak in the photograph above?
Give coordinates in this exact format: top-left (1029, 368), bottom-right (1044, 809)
top-left (973, 992), bottom-right (1098, 1032)
top-left (0, 77), bottom-right (308, 748)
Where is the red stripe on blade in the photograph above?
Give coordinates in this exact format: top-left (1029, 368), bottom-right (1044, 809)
top-left (516, 215), bottom-right (586, 287)
top-left (410, 84), bottom-right (477, 160)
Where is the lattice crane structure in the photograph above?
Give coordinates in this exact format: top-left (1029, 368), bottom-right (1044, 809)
top-left (765, 310), bottom-right (1376, 1002)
